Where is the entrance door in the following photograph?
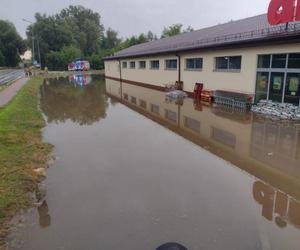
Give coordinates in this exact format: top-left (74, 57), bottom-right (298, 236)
top-left (285, 73), bottom-right (300, 105)
top-left (269, 72), bottom-right (285, 103)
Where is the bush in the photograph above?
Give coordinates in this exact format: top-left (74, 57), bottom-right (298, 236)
top-left (87, 53), bottom-right (103, 70)
top-left (45, 46), bottom-right (82, 71)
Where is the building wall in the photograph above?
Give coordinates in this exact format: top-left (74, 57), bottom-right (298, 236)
top-left (105, 60), bottom-right (120, 79)
top-left (104, 43), bottom-right (300, 95)
top-left (181, 43), bottom-right (300, 93)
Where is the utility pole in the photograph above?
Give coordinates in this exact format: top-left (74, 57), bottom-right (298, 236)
top-left (37, 38), bottom-right (41, 68)
top-left (22, 19), bottom-right (36, 66)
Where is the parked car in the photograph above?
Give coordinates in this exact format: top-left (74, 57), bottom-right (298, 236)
top-left (68, 60), bottom-right (90, 71)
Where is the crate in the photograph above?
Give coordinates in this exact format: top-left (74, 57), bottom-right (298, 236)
top-left (201, 90), bottom-right (213, 103)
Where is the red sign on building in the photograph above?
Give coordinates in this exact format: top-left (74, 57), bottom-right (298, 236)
top-left (268, 0), bottom-right (300, 25)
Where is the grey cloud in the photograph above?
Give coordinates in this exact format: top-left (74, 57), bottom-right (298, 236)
top-left (0, 0), bottom-right (270, 39)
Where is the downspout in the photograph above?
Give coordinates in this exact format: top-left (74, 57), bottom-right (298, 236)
top-left (118, 60), bottom-right (122, 81)
top-left (118, 60), bottom-right (123, 100)
top-left (176, 53), bottom-right (181, 83)
top-left (176, 52), bottom-right (182, 128)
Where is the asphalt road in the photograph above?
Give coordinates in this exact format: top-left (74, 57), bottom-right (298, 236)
top-left (0, 69), bottom-right (25, 86)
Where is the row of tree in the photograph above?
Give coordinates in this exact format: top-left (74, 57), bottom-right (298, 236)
top-left (0, 20), bottom-right (26, 67)
top-left (0, 5), bottom-right (194, 69)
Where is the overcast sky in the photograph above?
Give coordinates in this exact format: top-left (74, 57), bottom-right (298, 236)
top-left (0, 0), bottom-right (271, 39)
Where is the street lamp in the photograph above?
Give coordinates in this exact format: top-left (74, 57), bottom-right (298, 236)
top-left (22, 18), bottom-right (41, 68)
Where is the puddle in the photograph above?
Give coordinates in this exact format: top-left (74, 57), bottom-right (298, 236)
top-left (7, 75), bottom-right (300, 250)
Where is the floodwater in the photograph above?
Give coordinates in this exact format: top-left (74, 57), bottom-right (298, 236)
top-left (7, 75), bottom-right (300, 250)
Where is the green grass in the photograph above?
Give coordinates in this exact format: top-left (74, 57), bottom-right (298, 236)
top-left (0, 77), bottom-right (52, 241)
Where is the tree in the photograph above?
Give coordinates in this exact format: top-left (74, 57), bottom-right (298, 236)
top-left (57, 5), bottom-right (104, 55)
top-left (0, 51), bottom-right (5, 66)
top-left (101, 28), bottom-right (121, 50)
top-left (161, 24), bottom-right (183, 38)
top-left (87, 53), bottom-right (103, 70)
top-left (26, 5), bottom-right (104, 67)
top-left (184, 26), bottom-right (194, 33)
top-left (0, 20), bottom-right (26, 67)
top-left (161, 24), bottom-right (194, 38)
top-left (146, 31), bottom-right (157, 41)
top-left (26, 14), bottom-right (75, 67)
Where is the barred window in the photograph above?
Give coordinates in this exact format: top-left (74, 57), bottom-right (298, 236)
top-left (139, 61), bottom-right (146, 69)
top-left (215, 56), bottom-right (241, 71)
top-left (165, 59), bottom-right (177, 70)
top-left (186, 58), bottom-right (203, 70)
top-left (150, 60), bottom-right (160, 69)
top-left (130, 61), bottom-right (136, 69)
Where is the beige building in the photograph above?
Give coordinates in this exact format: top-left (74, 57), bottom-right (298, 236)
top-left (105, 14), bottom-right (300, 105)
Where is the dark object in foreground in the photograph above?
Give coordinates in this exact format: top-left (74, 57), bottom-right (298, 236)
top-left (157, 242), bottom-right (188, 250)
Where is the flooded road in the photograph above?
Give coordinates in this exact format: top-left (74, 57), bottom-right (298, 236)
top-left (8, 75), bottom-right (300, 250)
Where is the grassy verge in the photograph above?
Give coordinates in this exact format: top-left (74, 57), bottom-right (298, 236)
top-left (0, 77), bottom-right (52, 245)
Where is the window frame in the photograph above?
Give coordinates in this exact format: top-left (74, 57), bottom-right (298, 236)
top-left (288, 53), bottom-right (300, 69)
top-left (122, 61), bottom-right (127, 69)
top-left (150, 60), bottom-right (160, 70)
top-left (255, 53), bottom-right (300, 104)
top-left (165, 59), bottom-right (178, 70)
top-left (138, 61), bottom-right (146, 69)
top-left (129, 61), bottom-right (136, 69)
top-left (214, 56), bottom-right (242, 72)
top-left (185, 58), bottom-right (203, 71)
top-left (151, 104), bottom-right (160, 114)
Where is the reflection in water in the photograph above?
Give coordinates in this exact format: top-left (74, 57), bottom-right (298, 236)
top-left (38, 201), bottom-right (51, 228)
top-left (157, 243), bottom-right (188, 250)
top-left (68, 74), bottom-right (92, 86)
top-left (253, 180), bottom-right (300, 230)
top-left (106, 78), bottom-right (300, 232)
top-left (40, 76), bottom-right (108, 125)
top-left (10, 76), bottom-right (300, 250)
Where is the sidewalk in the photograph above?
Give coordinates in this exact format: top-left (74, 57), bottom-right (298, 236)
top-left (0, 77), bottom-right (28, 107)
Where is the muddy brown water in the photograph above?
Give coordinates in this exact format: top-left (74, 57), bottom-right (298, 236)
top-left (7, 75), bottom-right (300, 250)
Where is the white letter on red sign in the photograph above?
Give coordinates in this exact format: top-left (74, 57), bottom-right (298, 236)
top-left (267, 0), bottom-right (295, 25)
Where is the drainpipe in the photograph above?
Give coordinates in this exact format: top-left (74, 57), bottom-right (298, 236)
top-left (118, 60), bottom-right (122, 81)
top-left (118, 60), bottom-right (123, 99)
top-left (176, 53), bottom-right (181, 83)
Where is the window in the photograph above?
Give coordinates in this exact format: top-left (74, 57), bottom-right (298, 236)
top-left (122, 62), bottom-right (127, 68)
top-left (131, 96), bottom-right (136, 104)
top-left (285, 73), bottom-right (300, 105)
top-left (165, 59), bottom-right (177, 70)
top-left (151, 104), bottom-right (160, 114)
top-left (257, 55), bottom-right (271, 68)
top-left (139, 61), bottom-right (146, 69)
top-left (288, 53), bottom-right (300, 69)
top-left (184, 117), bottom-right (200, 133)
top-left (165, 109), bottom-right (177, 122)
top-left (123, 93), bottom-right (128, 100)
top-left (271, 54), bottom-right (286, 68)
top-left (211, 127), bottom-right (236, 148)
top-left (139, 99), bottom-right (147, 109)
top-left (150, 60), bottom-right (160, 69)
top-left (186, 58), bottom-right (203, 70)
top-left (215, 56), bottom-right (242, 71)
top-left (255, 72), bottom-right (269, 102)
top-left (130, 61), bottom-right (135, 69)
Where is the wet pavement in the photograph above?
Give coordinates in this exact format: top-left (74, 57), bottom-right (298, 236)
top-left (7, 75), bottom-right (300, 250)
top-left (0, 77), bottom-right (27, 107)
